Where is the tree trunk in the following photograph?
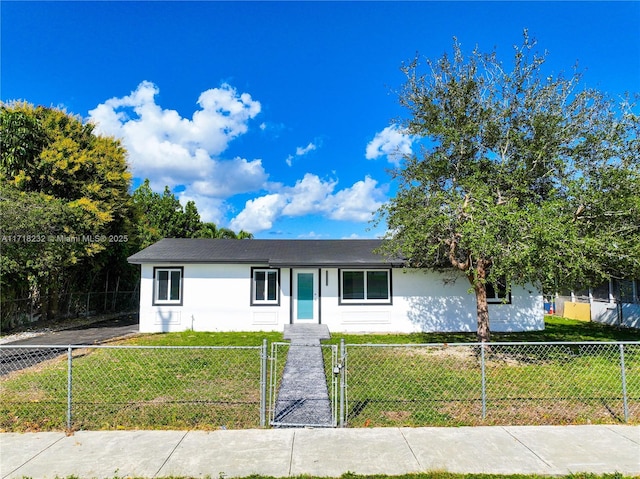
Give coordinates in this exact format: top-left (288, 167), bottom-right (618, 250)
top-left (469, 260), bottom-right (491, 343)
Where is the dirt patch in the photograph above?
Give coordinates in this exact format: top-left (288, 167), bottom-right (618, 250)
top-left (401, 345), bottom-right (479, 366)
top-left (381, 410), bottom-right (412, 421)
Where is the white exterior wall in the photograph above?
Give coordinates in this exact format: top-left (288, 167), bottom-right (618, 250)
top-left (138, 264), bottom-right (544, 333)
top-left (139, 264), bottom-right (293, 333)
top-left (319, 268), bottom-right (543, 333)
top-left (591, 300), bottom-right (640, 329)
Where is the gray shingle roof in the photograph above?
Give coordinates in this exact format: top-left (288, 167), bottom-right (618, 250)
top-left (127, 238), bottom-right (405, 267)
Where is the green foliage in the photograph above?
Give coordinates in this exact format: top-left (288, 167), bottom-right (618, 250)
top-left (378, 31), bottom-right (640, 341)
top-left (0, 183), bottom-right (80, 297)
top-left (3, 103), bottom-right (132, 218)
top-left (0, 104), bottom-right (48, 177)
top-left (132, 180), bottom-right (186, 247)
top-left (132, 179), bottom-right (253, 248)
top-left (0, 102), bottom-right (136, 315)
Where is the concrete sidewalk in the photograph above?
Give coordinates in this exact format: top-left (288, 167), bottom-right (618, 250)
top-left (2, 425), bottom-right (639, 479)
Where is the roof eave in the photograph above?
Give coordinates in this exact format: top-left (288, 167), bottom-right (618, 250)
top-left (127, 258), bottom-right (270, 265)
top-left (127, 258), bottom-right (406, 268)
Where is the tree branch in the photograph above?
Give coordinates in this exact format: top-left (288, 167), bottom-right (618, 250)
top-left (447, 234), bottom-right (470, 271)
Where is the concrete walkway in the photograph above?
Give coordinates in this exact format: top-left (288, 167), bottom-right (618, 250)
top-left (2, 425), bottom-right (639, 478)
top-left (273, 325), bottom-right (334, 427)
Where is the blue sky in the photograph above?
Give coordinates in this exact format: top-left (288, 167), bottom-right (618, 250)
top-left (2, 1), bottom-right (639, 239)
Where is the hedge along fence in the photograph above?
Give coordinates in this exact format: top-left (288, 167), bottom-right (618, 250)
top-left (0, 341), bottom-right (638, 431)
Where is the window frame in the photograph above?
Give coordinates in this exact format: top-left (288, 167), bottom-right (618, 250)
top-left (613, 278), bottom-right (640, 303)
top-left (153, 266), bottom-right (184, 306)
top-left (251, 267), bottom-right (280, 306)
top-left (486, 278), bottom-right (511, 304)
top-left (339, 268), bottom-right (392, 305)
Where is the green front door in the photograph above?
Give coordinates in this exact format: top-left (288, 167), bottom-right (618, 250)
top-left (293, 269), bottom-right (318, 322)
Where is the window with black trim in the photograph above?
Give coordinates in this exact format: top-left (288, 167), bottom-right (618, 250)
top-left (340, 269), bottom-right (391, 304)
top-left (486, 278), bottom-right (510, 304)
top-left (153, 267), bottom-right (183, 305)
top-left (252, 268), bottom-right (279, 305)
top-left (614, 279), bottom-right (639, 303)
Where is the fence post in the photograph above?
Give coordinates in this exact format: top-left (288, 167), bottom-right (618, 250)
top-left (260, 339), bottom-right (267, 427)
top-left (619, 343), bottom-right (629, 423)
top-left (340, 338), bottom-right (346, 428)
top-left (481, 343), bottom-right (487, 420)
top-left (67, 346), bottom-right (73, 431)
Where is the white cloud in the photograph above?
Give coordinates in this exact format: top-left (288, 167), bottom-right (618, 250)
top-left (190, 157), bottom-right (268, 198)
top-left (88, 81), bottom-right (387, 235)
top-left (285, 155), bottom-right (294, 167)
top-left (286, 141), bottom-right (318, 166)
top-left (299, 231), bottom-right (325, 239)
top-left (365, 125), bottom-right (414, 166)
top-left (229, 194), bottom-right (286, 232)
top-left (326, 176), bottom-right (384, 222)
top-left (89, 81), bottom-right (261, 163)
top-left (281, 174), bottom-right (337, 217)
top-left (229, 174), bottom-right (385, 234)
top-left (296, 142), bottom-right (317, 156)
top-left (87, 81), bottom-right (266, 221)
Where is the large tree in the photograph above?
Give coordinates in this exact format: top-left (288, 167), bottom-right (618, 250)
top-left (1, 102), bottom-right (136, 318)
top-left (377, 32), bottom-right (640, 341)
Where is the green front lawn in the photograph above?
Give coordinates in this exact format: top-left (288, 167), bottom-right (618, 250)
top-left (120, 316), bottom-right (639, 348)
top-left (329, 315), bottom-right (640, 345)
top-left (1, 316), bottom-right (637, 432)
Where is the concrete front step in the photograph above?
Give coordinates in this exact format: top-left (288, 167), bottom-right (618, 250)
top-left (283, 324), bottom-right (331, 343)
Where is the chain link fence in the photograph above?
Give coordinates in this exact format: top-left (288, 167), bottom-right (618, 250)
top-left (1, 291), bottom-right (139, 330)
top-left (1, 341), bottom-right (638, 431)
top-left (269, 342), bottom-right (338, 427)
top-left (0, 343), bottom-right (267, 432)
top-left (342, 341), bottom-right (640, 427)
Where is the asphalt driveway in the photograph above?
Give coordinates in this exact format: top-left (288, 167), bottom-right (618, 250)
top-left (0, 314), bottom-right (139, 375)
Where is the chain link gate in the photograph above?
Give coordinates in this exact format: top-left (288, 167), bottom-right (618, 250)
top-left (269, 342), bottom-right (340, 427)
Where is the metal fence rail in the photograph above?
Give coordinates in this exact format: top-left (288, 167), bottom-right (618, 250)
top-left (0, 343), bottom-right (267, 432)
top-left (1, 341), bottom-right (638, 431)
top-left (341, 341), bottom-right (640, 427)
top-left (1, 291), bottom-right (139, 330)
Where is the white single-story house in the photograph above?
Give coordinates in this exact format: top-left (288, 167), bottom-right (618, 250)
top-left (127, 238), bottom-right (544, 333)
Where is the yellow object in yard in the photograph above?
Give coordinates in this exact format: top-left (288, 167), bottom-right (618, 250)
top-left (563, 302), bottom-right (591, 321)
